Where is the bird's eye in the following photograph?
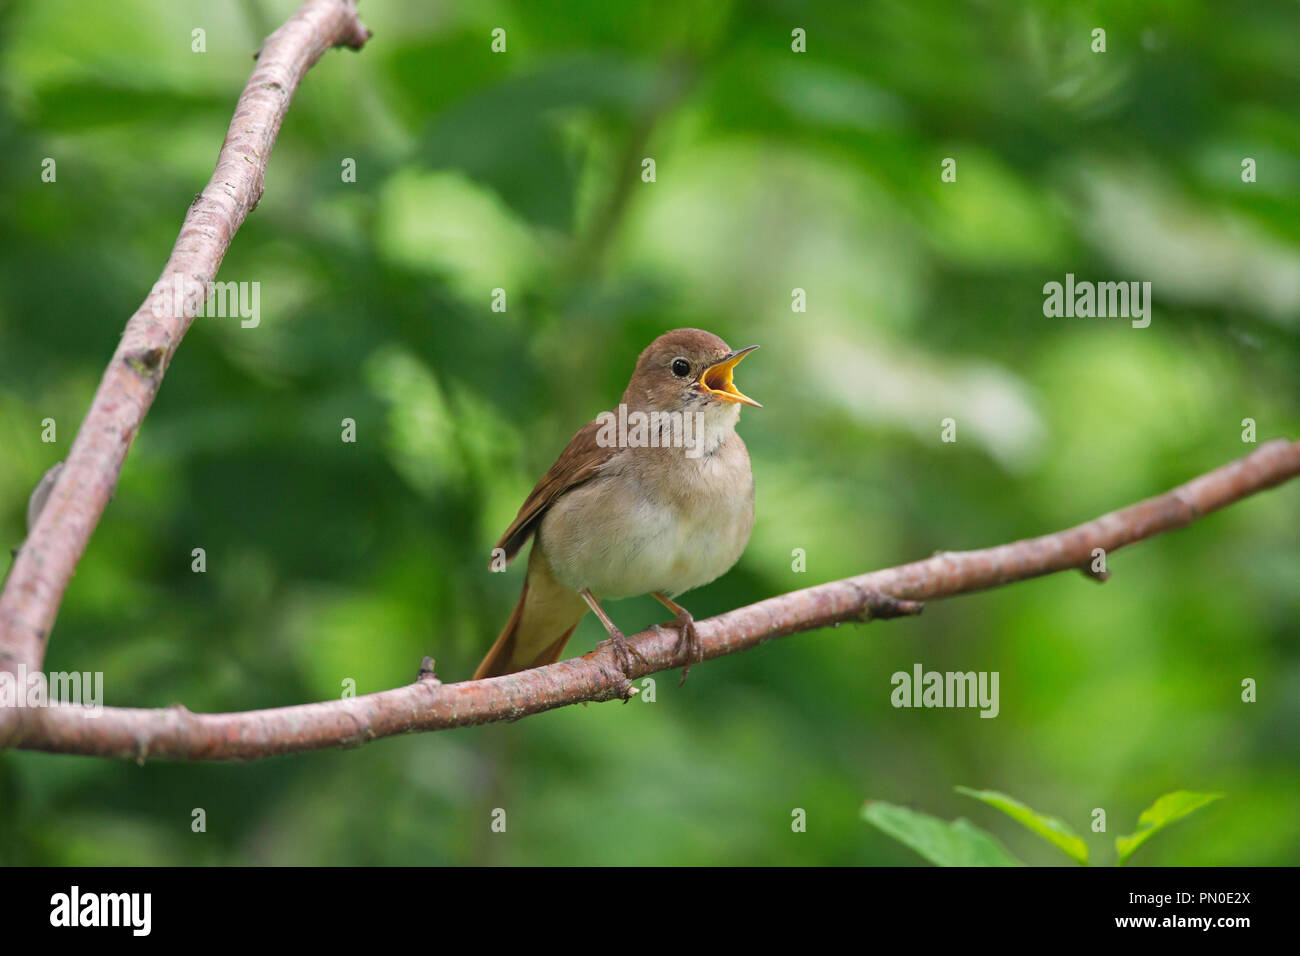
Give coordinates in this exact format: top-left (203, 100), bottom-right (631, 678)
top-left (671, 358), bottom-right (690, 377)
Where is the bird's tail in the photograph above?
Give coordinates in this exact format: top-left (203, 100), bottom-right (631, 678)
top-left (473, 545), bottom-right (589, 679)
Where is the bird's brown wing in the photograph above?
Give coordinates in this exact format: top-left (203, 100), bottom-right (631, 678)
top-left (491, 418), bottom-right (618, 567)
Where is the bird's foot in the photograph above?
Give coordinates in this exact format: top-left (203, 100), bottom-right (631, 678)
top-left (669, 609), bottom-right (702, 686)
top-left (598, 627), bottom-right (646, 677)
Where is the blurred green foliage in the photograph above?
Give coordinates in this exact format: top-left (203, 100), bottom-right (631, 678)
top-left (1, 0), bottom-right (1298, 865)
top-left (865, 788), bottom-right (1223, 866)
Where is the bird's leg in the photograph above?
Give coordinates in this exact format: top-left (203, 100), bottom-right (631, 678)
top-left (580, 589), bottom-right (646, 676)
top-left (652, 591), bottom-right (702, 685)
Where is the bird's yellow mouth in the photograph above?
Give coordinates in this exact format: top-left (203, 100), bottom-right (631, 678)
top-left (699, 346), bottom-right (761, 407)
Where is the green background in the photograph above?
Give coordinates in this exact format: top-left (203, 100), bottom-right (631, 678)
top-left (1, 0), bottom-right (1297, 865)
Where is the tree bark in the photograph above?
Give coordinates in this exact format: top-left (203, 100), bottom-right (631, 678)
top-left (0, 0), bottom-right (369, 748)
top-left (7, 440), bottom-right (1297, 763)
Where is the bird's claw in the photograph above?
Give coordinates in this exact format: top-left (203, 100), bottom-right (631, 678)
top-left (598, 628), bottom-right (646, 677)
top-left (670, 611), bottom-right (702, 686)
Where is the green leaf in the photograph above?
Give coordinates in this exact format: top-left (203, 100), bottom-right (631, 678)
top-left (955, 786), bottom-right (1089, 864)
top-left (862, 801), bottom-right (1023, 866)
top-left (1115, 791), bottom-right (1224, 866)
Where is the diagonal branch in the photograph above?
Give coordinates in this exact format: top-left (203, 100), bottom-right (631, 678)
top-left (7, 439), bottom-right (1298, 763)
top-left (0, 0), bottom-right (370, 745)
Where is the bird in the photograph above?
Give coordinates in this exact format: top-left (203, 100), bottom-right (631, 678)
top-left (473, 328), bottom-right (760, 683)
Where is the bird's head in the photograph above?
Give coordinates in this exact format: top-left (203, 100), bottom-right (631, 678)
top-left (622, 328), bottom-right (760, 417)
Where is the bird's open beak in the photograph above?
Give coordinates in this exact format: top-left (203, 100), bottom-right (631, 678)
top-left (699, 345), bottom-right (761, 407)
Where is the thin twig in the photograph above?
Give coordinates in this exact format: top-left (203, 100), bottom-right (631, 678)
top-left (7, 440), bottom-right (1297, 763)
top-left (0, 0), bottom-right (369, 748)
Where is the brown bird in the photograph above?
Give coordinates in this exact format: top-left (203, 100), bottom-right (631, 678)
top-left (474, 328), bottom-right (760, 682)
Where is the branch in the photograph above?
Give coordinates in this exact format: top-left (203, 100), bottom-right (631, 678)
top-left (8, 440), bottom-right (1298, 763)
top-left (0, 1), bottom-right (369, 743)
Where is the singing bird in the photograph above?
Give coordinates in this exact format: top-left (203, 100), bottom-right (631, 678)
top-left (474, 328), bottom-right (760, 681)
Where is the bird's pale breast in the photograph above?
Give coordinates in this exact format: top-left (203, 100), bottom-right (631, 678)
top-left (538, 434), bottom-right (754, 600)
